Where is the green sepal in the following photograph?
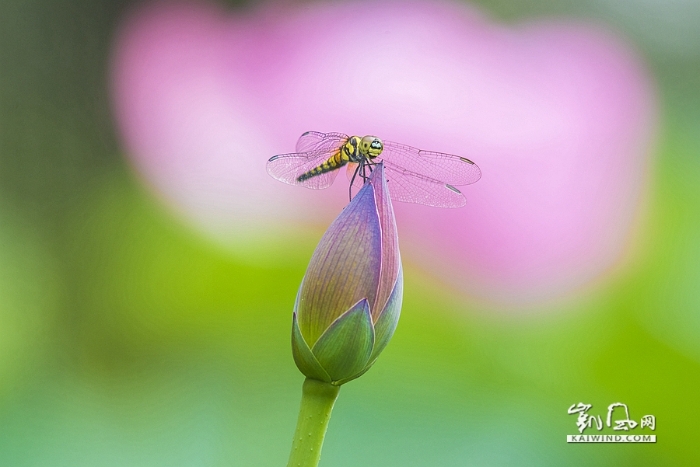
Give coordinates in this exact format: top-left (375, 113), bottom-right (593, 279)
top-left (291, 312), bottom-right (332, 382)
top-left (311, 299), bottom-right (375, 384)
top-left (335, 267), bottom-right (403, 386)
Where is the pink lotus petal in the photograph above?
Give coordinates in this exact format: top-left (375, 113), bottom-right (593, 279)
top-left (111, 0), bottom-right (656, 310)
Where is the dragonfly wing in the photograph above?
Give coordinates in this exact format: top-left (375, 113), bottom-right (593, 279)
top-left (267, 132), bottom-right (349, 190)
top-left (267, 150), bottom-right (341, 189)
top-left (381, 141), bottom-right (481, 186)
top-left (383, 161), bottom-right (467, 208)
top-left (296, 131), bottom-right (349, 153)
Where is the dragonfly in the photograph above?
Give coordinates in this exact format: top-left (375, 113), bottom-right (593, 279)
top-left (266, 131), bottom-right (481, 208)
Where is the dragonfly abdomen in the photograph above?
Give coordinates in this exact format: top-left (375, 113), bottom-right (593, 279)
top-left (297, 150), bottom-right (348, 182)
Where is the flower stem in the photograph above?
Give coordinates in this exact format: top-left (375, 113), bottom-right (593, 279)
top-left (287, 378), bottom-right (341, 467)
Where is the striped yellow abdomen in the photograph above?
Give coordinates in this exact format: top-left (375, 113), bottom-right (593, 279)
top-left (297, 150), bottom-right (346, 182)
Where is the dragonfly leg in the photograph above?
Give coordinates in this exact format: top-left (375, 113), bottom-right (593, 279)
top-left (360, 159), bottom-right (373, 181)
top-left (348, 163), bottom-right (362, 201)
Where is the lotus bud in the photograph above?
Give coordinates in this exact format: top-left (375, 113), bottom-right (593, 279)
top-left (291, 163), bottom-right (403, 385)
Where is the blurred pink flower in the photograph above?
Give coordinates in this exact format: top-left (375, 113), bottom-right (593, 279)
top-left (111, 0), bottom-right (655, 309)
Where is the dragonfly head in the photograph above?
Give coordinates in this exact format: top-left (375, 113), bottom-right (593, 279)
top-left (360, 136), bottom-right (383, 158)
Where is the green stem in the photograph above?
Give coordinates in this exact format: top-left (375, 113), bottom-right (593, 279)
top-left (287, 378), bottom-right (341, 467)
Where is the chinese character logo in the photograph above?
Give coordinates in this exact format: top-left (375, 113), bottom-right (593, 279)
top-left (567, 402), bottom-right (655, 434)
top-left (568, 403), bottom-right (603, 433)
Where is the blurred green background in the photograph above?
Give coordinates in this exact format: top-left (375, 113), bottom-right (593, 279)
top-left (1, 0), bottom-right (699, 465)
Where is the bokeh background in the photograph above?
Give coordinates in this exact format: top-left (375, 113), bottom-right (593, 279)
top-left (1, 0), bottom-right (699, 465)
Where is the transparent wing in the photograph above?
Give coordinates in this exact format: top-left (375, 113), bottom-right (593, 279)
top-left (267, 152), bottom-right (340, 189)
top-left (348, 161), bottom-right (467, 208)
top-left (383, 162), bottom-right (467, 208)
top-left (267, 132), bottom-right (348, 189)
top-left (381, 141), bottom-right (482, 186)
top-left (296, 131), bottom-right (349, 153)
